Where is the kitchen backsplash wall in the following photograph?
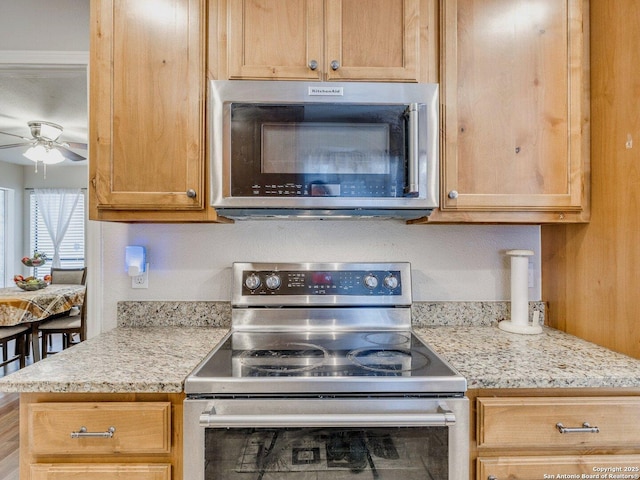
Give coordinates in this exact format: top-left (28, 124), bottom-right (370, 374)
top-left (116, 300), bottom-right (546, 328)
top-left (97, 221), bottom-right (541, 332)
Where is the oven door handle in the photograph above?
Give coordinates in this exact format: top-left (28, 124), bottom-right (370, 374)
top-left (199, 410), bottom-right (456, 428)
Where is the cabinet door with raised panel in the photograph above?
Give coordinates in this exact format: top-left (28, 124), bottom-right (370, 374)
top-left (30, 464), bottom-right (171, 480)
top-left (325, 0), bottom-right (420, 81)
top-left (90, 0), bottom-right (205, 214)
top-left (478, 456), bottom-right (640, 480)
top-left (436, 0), bottom-right (588, 221)
top-left (227, 0), bottom-right (324, 80)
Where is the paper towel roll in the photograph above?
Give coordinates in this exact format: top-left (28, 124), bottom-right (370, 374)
top-left (499, 249), bottom-right (542, 335)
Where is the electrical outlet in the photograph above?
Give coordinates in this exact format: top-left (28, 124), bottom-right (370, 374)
top-left (132, 263), bottom-right (149, 289)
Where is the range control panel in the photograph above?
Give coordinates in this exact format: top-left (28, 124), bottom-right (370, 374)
top-left (242, 269), bottom-right (402, 296)
top-left (232, 262), bottom-right (412, 307)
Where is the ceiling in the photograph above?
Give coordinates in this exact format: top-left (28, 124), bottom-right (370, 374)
top-left (0, 65), bottom-right (87, 166)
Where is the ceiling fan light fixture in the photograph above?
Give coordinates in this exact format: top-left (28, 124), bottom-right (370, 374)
top-left (28, 121), bottom-right (63, 142)
top-left (23, 145), bottom-right (66, 165)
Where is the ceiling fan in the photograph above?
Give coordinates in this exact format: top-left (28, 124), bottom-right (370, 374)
top-left (0, 120), bottom-right (87, 163)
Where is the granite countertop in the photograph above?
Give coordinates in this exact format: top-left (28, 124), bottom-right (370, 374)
top-left (2, 324), bottom-right (640, 393)
top-left (0, 327), bottom-right (228, 393)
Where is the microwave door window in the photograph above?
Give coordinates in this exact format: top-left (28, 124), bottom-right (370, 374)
top-left (229, 104), bottom-right (408, 198)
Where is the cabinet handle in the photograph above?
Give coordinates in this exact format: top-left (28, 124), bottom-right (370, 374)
top-left (488, 476), bottom-right (498, 480)
top-left (186, 189), bottom-right (197, 198)
top-left (448, 190), bottom-right (459, 199)
top-left (556, 422), bottom-right (600, 434)
top-left (330, 60), bottom-right (340, 70)
top-left (308, 60), bottom-right (318, 71)
top-left (71, 426), bottom-right (116, 439)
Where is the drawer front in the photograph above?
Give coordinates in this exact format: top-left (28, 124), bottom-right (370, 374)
top-left (28, 402), bottom-right (171, 455)
top-left (477, 397), bottom-right (640, 449)
top-left (30, 463), bottom-right (171, 480)
top-left (478, 455), bottom-right (640, 480)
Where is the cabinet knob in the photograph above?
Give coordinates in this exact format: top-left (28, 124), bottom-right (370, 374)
top-left (330, 60), bottom-right (340, 71)
top-left (448, 190), bottom-right (459, 199)
top-left (186, 189), bottom-right (197, 198)
top-left (308, 60), bottom-right (318, 71)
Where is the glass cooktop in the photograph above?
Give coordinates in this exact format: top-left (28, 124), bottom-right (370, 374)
top-left (185, 330), bottom-right (466, 396)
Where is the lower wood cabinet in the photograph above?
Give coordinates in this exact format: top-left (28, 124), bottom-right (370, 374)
top-left (474, 394), bottom-right (640, 480)
top-left (30, 464), bottom-right (171, 480)
top-left (20, 393), bottom-right (183, 480)
top-left (478, 456), bottom-right (640, 480)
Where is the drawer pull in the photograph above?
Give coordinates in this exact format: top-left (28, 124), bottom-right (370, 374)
top-left (556, 422), bottom-right (599, 434)
top-left (70, 426), bottom-right (116, 439)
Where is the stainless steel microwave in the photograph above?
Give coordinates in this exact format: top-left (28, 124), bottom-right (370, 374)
top-left (209, 80), bottom-right (439, 219)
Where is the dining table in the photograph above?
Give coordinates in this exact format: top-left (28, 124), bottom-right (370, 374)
top-left (0, 284), bottom-right (86, 362)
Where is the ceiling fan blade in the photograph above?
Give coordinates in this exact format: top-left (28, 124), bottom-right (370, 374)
top-left (0, 142), bottom-right (30, 149)
top-left (61, 141), bottom-right (88, 150)
top-left (56, 145), bottom-right (86, 162)
top-left (0, 130), bottom-right (31, 141)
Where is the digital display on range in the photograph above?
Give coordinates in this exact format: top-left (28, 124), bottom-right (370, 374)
top-left (242, 270), bottom-right (402, 296)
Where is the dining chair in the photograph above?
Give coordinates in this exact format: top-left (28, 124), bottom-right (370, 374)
top-left (38, 267), bottom-right (87, 358)
top-left (0, 325), bottom-right (30, 375)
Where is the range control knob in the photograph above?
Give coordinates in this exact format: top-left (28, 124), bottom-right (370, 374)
top-left (245, 273), bottom-right (261, 290)
top-left (383, 274), bottom-right (399, 290)
top-left (265, 273), bottom-right (281, 290)
top-left (363, 273), bottom-right (379, 290)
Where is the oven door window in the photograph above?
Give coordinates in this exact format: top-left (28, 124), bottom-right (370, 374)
top-left (205, 426), bottom-right (447, 479)
top-left (229, 104), bottom-right (410, 198)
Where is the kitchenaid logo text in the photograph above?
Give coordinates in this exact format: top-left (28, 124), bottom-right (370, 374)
top-left (308, 86), bottom-right (344, 96)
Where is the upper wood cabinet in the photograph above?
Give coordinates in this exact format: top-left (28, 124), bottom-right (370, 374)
top-left (216, 0), bottom-right (429, 82)
top-left (425, 0), bottom-right (590, 223)
top-left (90, 0), bottom-right (220, 222)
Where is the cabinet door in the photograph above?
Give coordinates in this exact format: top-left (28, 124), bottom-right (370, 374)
top-left (478, 456), bottom-right (640, 480)
top-left (90, 0), bottom-right (205, 213)
top-left (325, 0), bottom-right (420, 81)
top-left (27, 402), bottom-right (171, 455)
top-left (227, 0), bottom-right (324, 80)
top-left (30, 464), bottom-right (171, 480)
top-left (437, 0), bottom-right (587, 220)
top-left (477, 397), bottom-right (640, 450)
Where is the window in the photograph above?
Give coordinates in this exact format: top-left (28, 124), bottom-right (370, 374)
top-left (29, 190), bottom-right (85, 277)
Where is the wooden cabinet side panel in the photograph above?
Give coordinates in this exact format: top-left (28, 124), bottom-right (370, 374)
top-left (30, 464), bottom-right (171, 480)
top-left (542, 0), bottom-right (640, 360)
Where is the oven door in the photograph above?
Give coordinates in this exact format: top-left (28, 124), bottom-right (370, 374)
top-left (184, 397), bottom-right (468, 480)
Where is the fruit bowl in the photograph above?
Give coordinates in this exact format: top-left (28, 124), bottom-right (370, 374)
top-left (21, 255), bottom-right (47, 267)
top-left (15, 279), bottom-right (48, 291)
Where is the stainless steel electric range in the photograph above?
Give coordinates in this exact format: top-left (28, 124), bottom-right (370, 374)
top-left (184, 262), bottom-right (469, 480)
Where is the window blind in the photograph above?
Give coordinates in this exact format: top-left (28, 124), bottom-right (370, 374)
top-left (29, 191), bottom-right (85, 277)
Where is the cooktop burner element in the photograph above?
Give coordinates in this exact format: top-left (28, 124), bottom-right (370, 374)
top-left (185, 262), bottom-right (466, 396)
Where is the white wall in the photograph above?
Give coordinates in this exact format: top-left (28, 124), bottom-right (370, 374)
top-left (0, 0), bottom-right (89, 51)
top-left (0, 162), bottom-right (24, 284)
top-left (98, 221), bottom-right (541, 331)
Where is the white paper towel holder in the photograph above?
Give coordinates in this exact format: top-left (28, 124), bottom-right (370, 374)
top-left (499, 249), bottom-right (543, 335)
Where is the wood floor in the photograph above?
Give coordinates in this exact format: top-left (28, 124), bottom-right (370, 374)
top-left (0, 336), bottom-right (65, 480)
top-left (0, 391), bottom-right (19, 480)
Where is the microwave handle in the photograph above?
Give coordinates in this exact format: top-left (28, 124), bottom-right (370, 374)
top-left (405, 103), bottom-right (419, 196)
